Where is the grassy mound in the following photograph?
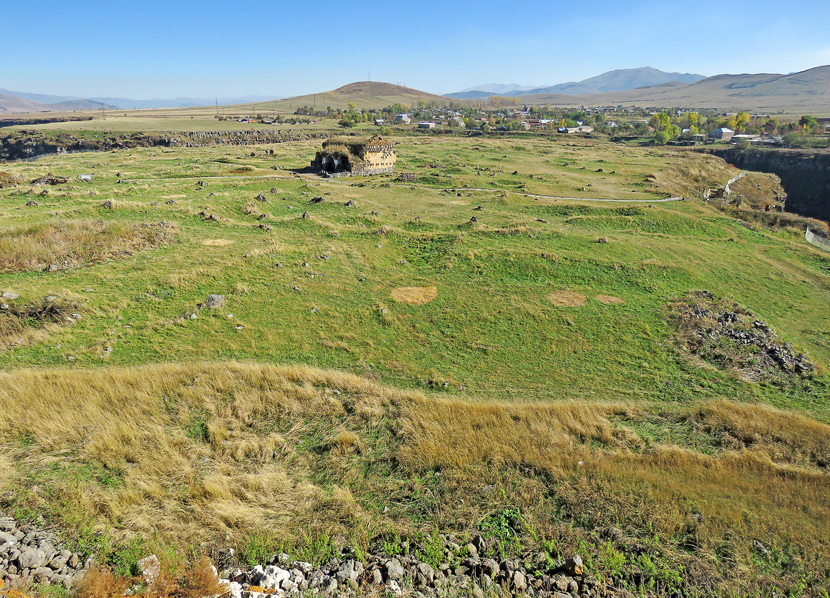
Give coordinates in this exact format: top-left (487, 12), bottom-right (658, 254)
top-left (0, 221), bottom-right (175, 273)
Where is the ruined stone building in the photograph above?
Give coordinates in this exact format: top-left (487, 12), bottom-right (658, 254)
top-left (311, 136), bottom-right (396, 176)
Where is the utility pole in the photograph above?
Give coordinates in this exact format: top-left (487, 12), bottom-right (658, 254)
top-left (100, 102), bottom-right (105, 120)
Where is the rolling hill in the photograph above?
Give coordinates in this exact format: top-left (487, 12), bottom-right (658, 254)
top-left (516, 65), bottom-right (830, 113)
top-left (232, 81), bottom-right (451, 112)
top-left (0, 92), bottom-right (118, 113)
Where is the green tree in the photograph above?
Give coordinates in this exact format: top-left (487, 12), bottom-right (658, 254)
top-left (799, 115), bottom-right (818, 133)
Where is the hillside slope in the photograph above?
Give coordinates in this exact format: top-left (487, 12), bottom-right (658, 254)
top-left (235, 81), bottom-right (451, 112)
top-left (519, 65), bottom-right (830, 112)
top-left (0, 135), bottom-right (828, 596)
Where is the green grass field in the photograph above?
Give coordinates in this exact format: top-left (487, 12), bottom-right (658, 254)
top-left (1, 127), bottom-right (829, 596)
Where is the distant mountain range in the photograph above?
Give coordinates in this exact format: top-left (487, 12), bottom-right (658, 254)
top-left (3, 65), bottom-right (828, 116)
top-left (0, 88), bottom-right (281, 113)
top-left (508, 66), bottom-right (830, 112)
top-left (446, 67), bottom-right (706, 99)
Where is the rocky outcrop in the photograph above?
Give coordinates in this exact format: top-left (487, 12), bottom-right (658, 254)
top-left (0, 516), bottom-right (88, 589)
top-left (0, 130), bottom-right (327, 162)
top-left (707, 148), bottom-right (830, 222)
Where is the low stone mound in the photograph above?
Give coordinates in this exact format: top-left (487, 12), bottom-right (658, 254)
top-left (30, 173), bottom-right (67, 186)
top-left (391, 286), bottom-right (438, 305)
top-left (547, 290), bottom-right (587, 307)
top-left (670, 291), bottom-right (814, 381)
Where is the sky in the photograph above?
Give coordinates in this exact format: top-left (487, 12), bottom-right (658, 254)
top-left (3, 0), bottom-right (829, 100)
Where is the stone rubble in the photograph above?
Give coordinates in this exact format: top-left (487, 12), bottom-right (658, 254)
top-left (211, 535), bottom-right (608, 598)
top-left (0, 517), bottom-right (88, 589)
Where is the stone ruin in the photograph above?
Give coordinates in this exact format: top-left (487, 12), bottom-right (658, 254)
top-left (311, 136), bottom-right (396, 176)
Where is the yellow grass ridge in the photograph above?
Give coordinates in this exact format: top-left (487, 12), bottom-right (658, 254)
top-left (0, 361), bottom-right (827, 565)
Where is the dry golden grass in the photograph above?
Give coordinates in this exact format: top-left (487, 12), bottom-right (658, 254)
top-left (0, 221), bottom-right (175, 272)
top-left (0, 362), bottom-right (827, 588)
top-left (547, 290), bottom-right (587, 306)
top-left (0, 172), bottom-right (19, 189)
top-left (0, 363), bottom-right (397, 545)
top-left (647, 152), bottom-right (737, 199)
top-left (692, 399), bottom-right (830, 469)
top-left (201, 239), bottom-right (234, 246)
top-left (594, 294), bottom-right (625, 304)
top-left (390, 286), bottom-right (439, 305)
top-left (0, 299), bottom-right (78, 349)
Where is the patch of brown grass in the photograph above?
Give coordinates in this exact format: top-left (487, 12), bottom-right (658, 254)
top-left (691, 399), bottom-right (830, 469)
top-left (0, 299), bottom-right (79, 348)
top-left (547, 290), bottom-right (587, 306)
top-left (648, 153), bottom-right (736, 199)
top-left (75, 566), bottom-right (132, 598)
top-left (0, 221), bottom-right (175, 273)
top-left (0, 171), bottom-right (19, 189)
top-left (390, 286), bottom-right (438, 305)
top-left (594, 294), bottom-right (624, 304)
top-left (202, 239), bottom-right (234, 246)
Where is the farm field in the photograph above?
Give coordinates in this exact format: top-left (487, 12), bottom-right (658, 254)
top-left (1, 128), bottom-right (829, 597)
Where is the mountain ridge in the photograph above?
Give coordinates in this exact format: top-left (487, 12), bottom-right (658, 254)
top-left (446, 67), bottom-right (706, 99)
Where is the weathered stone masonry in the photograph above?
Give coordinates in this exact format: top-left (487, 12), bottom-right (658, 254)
top-left (311, 136), bottom-right (396, 176)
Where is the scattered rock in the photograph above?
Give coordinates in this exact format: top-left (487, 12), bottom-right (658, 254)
top-left (31, 173), bottom-right (67, 186)
top-left (138, 554), bottom-right (161, 585)
top-left (101, 200), bottom-right (113, 209)
top-left (204, 294), bottom-right (225, 309)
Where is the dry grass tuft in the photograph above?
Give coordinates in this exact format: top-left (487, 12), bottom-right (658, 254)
top-left (0, 299), bottom-right (79, 348)
top-left (0, 221), bottom-right (175, 273)
top-left (594, 294), bottom-right (625, 304)
top-left (76, 566), bottom-right (132, 598)
top-left (692, 399), bottom-right (830, 469)
top-left (202, 239), bottom-right (234, 246)
top-left (0, 171), bottom-right (20, 189)
top-left (390, 286), bottom-right (439, 305)
top-left (547, 290), bottom-right (587, 307)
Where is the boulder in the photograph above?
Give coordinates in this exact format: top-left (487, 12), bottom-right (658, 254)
top-left (17, 547), bottom-right (47, 570)
top-left (138, 554), bottom-right (161, 585)
top-left (385, 558), bottom-right (404, 581)
top-left (204, 294), bottom-right (225, 309)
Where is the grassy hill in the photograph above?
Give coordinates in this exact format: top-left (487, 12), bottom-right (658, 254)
top-left (233, 81), bottom-right (451, 112)
top-left (0, 133), bottom-right (829, 596)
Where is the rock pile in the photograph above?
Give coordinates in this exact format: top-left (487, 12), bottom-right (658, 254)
top-left (216, 536), bottom-right (603, 598)
top-left (672, 291), bottom-right (814, 379)
top-left (0, 517), bottom-right (88, 589)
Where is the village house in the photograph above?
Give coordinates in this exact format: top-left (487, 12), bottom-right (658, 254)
top-left (310, 136), bottom-right (396, 176)
top-left (560, 125), bottom-right (594, 134)
top-left (708, 127), bottom-right (734, 141)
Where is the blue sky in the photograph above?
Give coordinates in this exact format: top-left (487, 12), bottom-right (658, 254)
top-left (3, 0), bottom-right (829, 99)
